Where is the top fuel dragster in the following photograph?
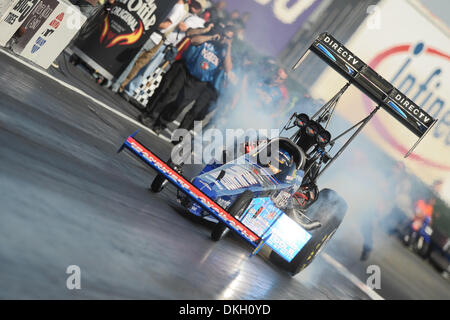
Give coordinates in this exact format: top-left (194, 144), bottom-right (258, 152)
top-left (118, 33), bottom-right (437, 275)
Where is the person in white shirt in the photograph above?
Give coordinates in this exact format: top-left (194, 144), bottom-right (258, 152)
top-left (165, 5), bottom-right (206, 47)
top-left (119, 0), bottom-right (188, 93)
top-left (122, 1), bottom-right (207, 98)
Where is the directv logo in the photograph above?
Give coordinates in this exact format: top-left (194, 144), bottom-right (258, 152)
top-left (390, 42), bottom-right (448, 143)
top-left (323, 35), bottom-right (361, 67)
top-left (392, 91), bottom-right (432, 124)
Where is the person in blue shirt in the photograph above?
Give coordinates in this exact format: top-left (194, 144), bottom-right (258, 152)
top-left (138, 24), bottom-right (234, 135)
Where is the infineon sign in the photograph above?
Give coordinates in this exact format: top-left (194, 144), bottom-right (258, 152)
top-left (310, 0), bottom-right (450, 191)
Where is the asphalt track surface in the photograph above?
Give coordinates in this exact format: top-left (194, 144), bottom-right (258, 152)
top-left (0, 50), bottom-right (449, 299)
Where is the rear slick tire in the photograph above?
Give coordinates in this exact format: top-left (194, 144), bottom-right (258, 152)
top-left (270, 188), bottom-right (347, 275)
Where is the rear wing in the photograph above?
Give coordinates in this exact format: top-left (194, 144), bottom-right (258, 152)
top-left (294, 32), bottom-right (438, 157)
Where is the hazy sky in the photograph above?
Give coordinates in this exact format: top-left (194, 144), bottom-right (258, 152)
top-left (419, 0), bottom-right (450, 27)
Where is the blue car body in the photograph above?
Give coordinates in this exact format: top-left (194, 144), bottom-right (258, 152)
top-left (179, 146), bottom-right (304, 220)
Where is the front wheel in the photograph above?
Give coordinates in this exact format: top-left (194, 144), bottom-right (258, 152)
top-left (151, 173), bottom-right (168, 193)
top-left (270, 188), bottom-right (347, 275)
top-left (211, 190), bottom-right (254, 241)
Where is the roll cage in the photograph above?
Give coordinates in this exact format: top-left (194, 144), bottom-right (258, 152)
top-left (250, 137), bottom-right (307, 170)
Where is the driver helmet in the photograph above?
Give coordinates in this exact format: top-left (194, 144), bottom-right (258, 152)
top-left (278, 149), bottom-right (293, 167)
top-left (269, 148), bottom-right (294, 175)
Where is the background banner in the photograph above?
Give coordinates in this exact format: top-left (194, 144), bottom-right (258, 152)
top-left (11, 0), bottom-right (59, 54)
top-left (0, 0), bottom-right (40, 46)
top-left (223, 0), bottom-right (323, 57)
top-left (18, 1), bottom-right (86, 69)
top-left (73, 0), bottom-right (177, 80)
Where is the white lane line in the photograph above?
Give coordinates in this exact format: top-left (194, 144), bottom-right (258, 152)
top-left (321, 253), bottom-right (384, 300)
top-left (0, 48), bottom-right (158, 137)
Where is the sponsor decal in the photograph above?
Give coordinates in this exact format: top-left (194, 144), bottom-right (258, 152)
top-left (322, 35), bottom-right (363, 69)
top-left (241, 197), bottom-right (311, 262)
top-left (117, 0), bottom-right (156, 31)
top-left (389, 89), bottom-right (432, 125)
top-left (272, 190), bottom-right (290, 208)
top-left (203, 164), bottom-right (263, 192)
top-left (11, 0), bottom-right (59, 54)
top-left (220, 166), bottom-right (259, 191)
top-left (31, 11), bottom-right (63, 53)
top-left (200, 43), bottom-right (219, 67)
top-left (266, 213), bottom-right (312, 262)
top-left (363, 42), bottom-right (450, 170)
top-left (99, 11), bottom-right (144, 48)
top-left (3, 0), bottom-right (38, 25)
